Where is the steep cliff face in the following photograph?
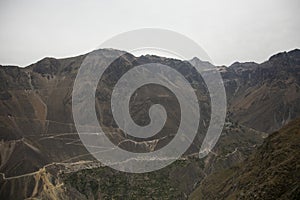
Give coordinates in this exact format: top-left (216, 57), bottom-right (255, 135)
top-left (190, 118), bottom-right (300, 200)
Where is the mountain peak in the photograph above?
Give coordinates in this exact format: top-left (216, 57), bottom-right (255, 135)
top-left (269, 48), bottom-right (300, 61)
top-left (189, 57), bottom-right (214, 69)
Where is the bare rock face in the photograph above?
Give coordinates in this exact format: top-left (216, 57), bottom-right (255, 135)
top-left (0, 49), bottom-right (299, 199)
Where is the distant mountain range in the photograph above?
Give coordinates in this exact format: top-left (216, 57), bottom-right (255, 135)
top-left (0, 49), bottom-right (299, 199)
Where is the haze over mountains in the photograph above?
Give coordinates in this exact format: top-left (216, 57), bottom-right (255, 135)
top-left (0, 49), bottom-right (299, 199)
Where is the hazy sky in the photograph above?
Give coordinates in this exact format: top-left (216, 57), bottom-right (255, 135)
top-left (0, 0), bottom-right (299, 67)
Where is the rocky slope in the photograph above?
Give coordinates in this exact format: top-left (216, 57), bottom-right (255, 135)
top-left (0, 49), bottom-right (299, 199)
top-left (190, 118), bottom-right (300, 200)
top-left (224, 49), bottom-right (300, 133)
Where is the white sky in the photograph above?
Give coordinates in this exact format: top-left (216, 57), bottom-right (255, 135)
top-left (0, 0), bottom-right (299, 67)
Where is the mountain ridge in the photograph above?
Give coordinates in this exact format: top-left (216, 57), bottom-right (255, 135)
top-left (2, 48), bottom-right (299, 70)
top-left (0, 48), bottom-right (300, 199)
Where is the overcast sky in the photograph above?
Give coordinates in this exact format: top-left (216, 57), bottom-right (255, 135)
top-left (0, 0), bottom-right (299, 67)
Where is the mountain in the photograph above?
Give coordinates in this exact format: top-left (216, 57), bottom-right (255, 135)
top-left (0, 49), bottom-right (299, 199)
top-left (224, 49), bottom-right (300, 133)
top-left (190, 118), bottom-right (300, 200)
